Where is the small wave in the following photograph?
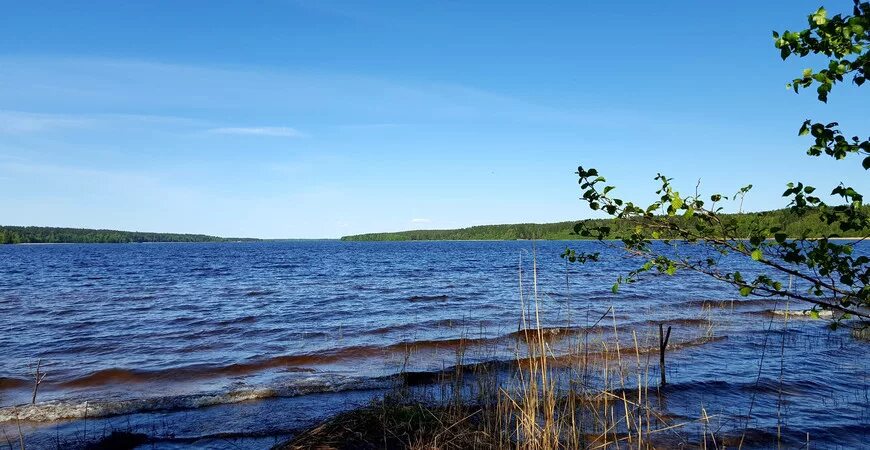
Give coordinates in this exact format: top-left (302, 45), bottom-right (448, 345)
top-left (506, 322), bottom-right (674, 342)
top-left (0, 377), bottom-right (29, 390)
top-left (57, 357), bottom-right (335, 388)
top-left (126, 304), bottom-right (154, 313)
top-left (389, 336), bottom-right (496, 351)
top-left (715, 423), bottom-right (869, 449)
top-left (753, 309), bottom-right (836, 319)
top-left (369, 318), bottom-right (470, 335)
top-left (244, 290), bottom-right (276, 297)
top-left (217, 315), bottom-right (258, 326)
top-left (48, 327), bottom-right (722, 391)
top-left (507, 326), bottom-right (584, 341)
top-left (546, 335), bottom-right (728, 367)
top-left (676, 298), bottom-right (779, 309)
top-left (407, 295), bottom-right (449, 302)
top-left (639, 318), bottom-right (711, 327)
top-left (370, 322), bottom-right (424, 335)
top-left (1, 375), bottom-right (397, 423)
top-left (60, 368), bottom-right (160, 388)
top-left (55, 337), bottom-right (502, 389)
top-left (118, 294), bottom-right (156, 301)
top-left (169, 316), bottom-right (209, 325)
top-left (655, 374), bottom-right (823, 397)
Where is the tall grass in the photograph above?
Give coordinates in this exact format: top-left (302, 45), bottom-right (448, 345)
top-left (281, 250), bottom-right (722, 449)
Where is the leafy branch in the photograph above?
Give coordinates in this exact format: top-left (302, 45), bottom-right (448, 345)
top-left (563, 1), bottom-right (869, 328)
top-left (776, 1), bottom-right (870, 168)
top-left (564, 168), bottom-right (869, 321)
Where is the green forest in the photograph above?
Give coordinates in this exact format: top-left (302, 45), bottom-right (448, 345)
top-left (341, 208), bottom-right (869, 241)
top-left (0, 226), bottom-right (256, 244)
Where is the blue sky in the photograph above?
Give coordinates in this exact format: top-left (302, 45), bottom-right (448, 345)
top-left (1, 1), bottom-right (867, 238)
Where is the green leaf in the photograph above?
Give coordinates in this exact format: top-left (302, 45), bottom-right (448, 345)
top-left (751, 249), bottom-right (763, 261)
top-left (611, 283), bottom-right (619, 294)
top-left (811, 7), bottom-right (827, 25)
top-left (739, 286), bottom-right (752, 296)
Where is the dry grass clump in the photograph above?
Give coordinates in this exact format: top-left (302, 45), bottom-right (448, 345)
top-left (278, 254), bottom-right (706, 450)
top-left (278, 395), bottom-right (494, 450)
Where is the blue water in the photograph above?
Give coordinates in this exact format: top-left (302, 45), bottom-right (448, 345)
top-left (0, 241), bottom-right (867, 448)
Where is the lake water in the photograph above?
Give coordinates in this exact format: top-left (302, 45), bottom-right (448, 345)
top-left (0, 241), bottom-right (867, 448)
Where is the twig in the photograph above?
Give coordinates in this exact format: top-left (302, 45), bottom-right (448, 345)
top-left (30, 360), bottom-right (46, 405)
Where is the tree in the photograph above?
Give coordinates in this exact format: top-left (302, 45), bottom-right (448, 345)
top-left (563, 1), bottom-right (869, 326)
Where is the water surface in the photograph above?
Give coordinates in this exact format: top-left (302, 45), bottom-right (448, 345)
top-left (0, 241), bottom-right (867, 448)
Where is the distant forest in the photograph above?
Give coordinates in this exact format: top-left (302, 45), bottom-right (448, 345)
top-left (0, 226), bottom-right (256, 244)
top-left (341, 208), bottom-right (870, 241)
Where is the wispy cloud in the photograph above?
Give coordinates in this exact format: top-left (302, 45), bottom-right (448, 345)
top-left (0, 110), bottom-right (94, 133)
top-left (0, 110), bottom-right (212, 135)
top-left (410, 218), bottom-right (431, 224)
top-left (337, 123), bottom-right (404, 130)
top-left (208, 127), bottom-right (306, 138)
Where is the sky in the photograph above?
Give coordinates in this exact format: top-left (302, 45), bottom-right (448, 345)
top-left (0, 1), bottom-right (867, 238)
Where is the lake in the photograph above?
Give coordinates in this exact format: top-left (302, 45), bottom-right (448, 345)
top-left (0, 241), bottom-right (867, 448)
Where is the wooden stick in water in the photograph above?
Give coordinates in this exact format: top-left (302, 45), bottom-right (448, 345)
top-left (659, 324), bottom-right (671, 387)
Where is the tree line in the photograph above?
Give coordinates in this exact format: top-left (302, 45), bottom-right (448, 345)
top-left (341, 207), bottom-right (869, 241)
top-left (0, 226), bottom-right (256, 244)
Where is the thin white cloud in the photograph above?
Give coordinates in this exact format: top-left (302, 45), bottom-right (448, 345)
top-left (209, 127), bottom-right (306, 138)
top-left (0, 110), bottom-right (94, 133)
top-left (337, 123), bottom-right (404, 130)
top-left (0, 110), bottom-right (212, 135)
top-left (410, 218), bottom-right (431, 224)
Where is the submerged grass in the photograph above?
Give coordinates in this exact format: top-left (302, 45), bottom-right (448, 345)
top-left (276, 252), bottom-right (726, 450)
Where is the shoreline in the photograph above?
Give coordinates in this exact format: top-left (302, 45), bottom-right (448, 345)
top-left (340, 237), bottom-right (864, 242)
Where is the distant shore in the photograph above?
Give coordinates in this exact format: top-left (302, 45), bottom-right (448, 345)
top-left (341, 208), bottom-right (869, 241)
top-left (0, 225), bottom-right (258, 245)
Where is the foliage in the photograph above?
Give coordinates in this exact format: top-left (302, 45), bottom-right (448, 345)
top-left (774, 1), bottom-right (870, 167)
top-left (0, 225), bottom-right (254, 244)
top-left (563, 1), bottom-right (870, 323)
top-left (340, 208), bottom-right (868, 242)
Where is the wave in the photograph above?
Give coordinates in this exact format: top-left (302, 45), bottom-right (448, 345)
top-left (545, 335), bottom-right (728, 367)
top-left (639, 318), bottom-right (711, 327)
top-left (244, 290), bottom-right (276, 297)
top-left (1, 374), bottom-right (397, 423)
top-left (217, 315), bottom-right (258, 326)
top-left (55, 337), bottom-right (498, 389)
top-left (407, 294), bottom-right (449, 302)
top-left (54, 319), bottom-right (725, 389)
top-left (1, 334), bottom-right (733, 424)
top-left (0, 377), bottom-right (28, 390)
top-left (369, 318), bottom-right (470, 335)
top-left (58, 355), bottom-right (352, 388)
top-left (507, 326), bottom-right (587, 341)
top-left (676, 298), bottom-right (780, 309)
top-left (752, 309), bottom-right (836, 319)
top-left (506, 318), bottom-right (711, 342)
